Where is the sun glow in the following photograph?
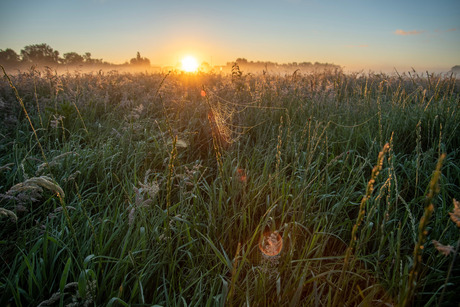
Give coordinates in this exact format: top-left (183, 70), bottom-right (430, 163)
top-left (181, 55), bottom-right (199, 72)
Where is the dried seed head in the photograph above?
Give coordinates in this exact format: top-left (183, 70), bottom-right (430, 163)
top-left (6, 176), bottom-right (64, 204)
top-left (15, 204), bottom-right (29, 213)
top-left (449, 198), bottom-right (460, 228)
top-left (432, 240), bottom-right (455, 256)
top-left (167, 139), bottom-right (188, 148)
top-left (0, 163), bottom-right (14, 173)
top-left (128, 207), bottom-right (136, 226)
top-left (25, 176), bottom-right (65, 198)
top-left (0, 208), bottom-right (17, 222)
top-left (7, 182), bottom-right (43, 195)
top-left (36, 152), bottom-right (78, 175)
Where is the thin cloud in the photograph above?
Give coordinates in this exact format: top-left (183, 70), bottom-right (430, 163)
top-left (394, 29), bottom-right (425, 36)
top-left (435, 28), bottom-right (457, 33)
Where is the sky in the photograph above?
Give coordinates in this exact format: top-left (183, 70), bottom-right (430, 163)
top-left (1, 0), bottom-right (459, 73)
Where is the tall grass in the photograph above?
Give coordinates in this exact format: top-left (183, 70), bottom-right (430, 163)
top-left (1, 66), bottom-right (459, 306)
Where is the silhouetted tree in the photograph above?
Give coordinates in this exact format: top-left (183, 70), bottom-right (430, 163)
top-left (0, 48), bottom-right (20, 66)
top-left (300, 62), bottom-right (312, 67)
top-left (80, 52), bottom-right (104, 65)
top-left (130, 52), bottom-right (150, 66)
top-left (225, 59), bottom-right (340, 73)
top-left (21, 43), bottom-right (60, 64)
top-left (83, 52), bottom-right (92, 63)
top-left (63, 52), bottom-right (84, 65)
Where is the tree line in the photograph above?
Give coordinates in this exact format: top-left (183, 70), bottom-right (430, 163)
top-left (0, 43), bottom-right (151, 67)
top-left (1, 43), bottom-right (345, 72)
top-left (226, 58), bottom-right (341, 72)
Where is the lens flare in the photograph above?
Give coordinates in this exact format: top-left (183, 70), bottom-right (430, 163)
top-left (259, 231), bottom-right (283, 257)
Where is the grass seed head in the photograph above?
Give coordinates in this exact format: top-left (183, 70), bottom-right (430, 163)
top-left (449, 198), bottom-right (460, 228)
top-left (0, 207), bottom-right (18, 222)
top-left (432, 240), bottom-right (455, 256)
top-left (7, 182), bottom-right (43, 195)
top-left (0, 163), bottom-right (14, 173)
top-left (36, 152), bottom-right (78, 175)
top-left (26, 176), bottom-right (65, 198)
top-left (137, 176), bottom-right (159, 201)
top-left (6, 176), bottom-right (65, 203)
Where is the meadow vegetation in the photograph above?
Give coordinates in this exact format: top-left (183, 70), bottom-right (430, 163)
top-left (0, 65), bottom-right (459, 306)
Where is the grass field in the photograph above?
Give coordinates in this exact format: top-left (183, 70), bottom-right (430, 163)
top-left (1, 65), bottom-right (459, 306)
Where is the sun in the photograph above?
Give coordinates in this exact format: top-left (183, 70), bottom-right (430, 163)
top-left (181, 55), bottom-right (199, 72)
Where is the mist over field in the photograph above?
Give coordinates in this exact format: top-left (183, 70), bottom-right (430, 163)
top-left (2, 43), bottom-right (459, 76)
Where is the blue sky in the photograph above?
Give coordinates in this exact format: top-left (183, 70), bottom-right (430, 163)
top-left (1, 0), bottom-right (459, 72)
